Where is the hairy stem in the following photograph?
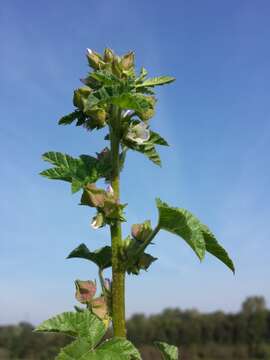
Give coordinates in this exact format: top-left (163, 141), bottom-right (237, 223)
top-left (110, 106), bottom-right (126, 337)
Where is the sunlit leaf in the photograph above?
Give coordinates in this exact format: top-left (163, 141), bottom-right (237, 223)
top-left (136, 76), bottom-right (175, 88)
top-left (155, 341), bottom-right (178, 360)
top-left (156, 199), bottom-right (206, 260)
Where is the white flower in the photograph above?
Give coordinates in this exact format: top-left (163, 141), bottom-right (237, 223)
top-left (106, 184), bottom-right (114, 195)
top-left (122, 109), bottom-right (134, 118)
top-left (126, 123), bottom-right (150, 145)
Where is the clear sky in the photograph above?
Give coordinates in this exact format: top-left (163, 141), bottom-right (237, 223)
top-left (1, 0), bottom-right (270, 325)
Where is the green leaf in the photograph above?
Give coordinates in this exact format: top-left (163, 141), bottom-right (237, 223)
top-left (35, 311), bottom-right (105, 347)
top-left (136, 76), bottom-right (175, 88)
top-left (96, 337), bottom-right (142, 359)
top-left (150, 131), bottom-right (169, 146)
top-left (155, 341), bottom-right (178, 360)
top-left (58, 111), bottom-right (80, 125)
top-left (90, 70), bottom-right (120, 86)
top-left (156, 199), bottom-right (235, 272)
top-left (200, 224), bottom-right (235, 273)
top-left (71, 178), bottom-right (83, 194)
top-left (57, 337), bottom-right (142, 360)
top-left (40, 152), bottom-right (99, 192)
top-left (156, 199), bottom-right (206, 260)
top-left (42, 151), bottom-right (77, 169)
top-left (67, 244), bottom-right (112, 269)
top-left (36, 310), bottom-right (141, 359)
top-left (111, 93), bottom-right (151, 113)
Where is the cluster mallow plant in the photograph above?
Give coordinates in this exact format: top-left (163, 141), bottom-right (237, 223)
top-left (36, 48), bottom-right (234, 359)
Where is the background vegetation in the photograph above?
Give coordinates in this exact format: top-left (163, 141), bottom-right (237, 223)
top-left (1, 296), bottom-right (269, 360)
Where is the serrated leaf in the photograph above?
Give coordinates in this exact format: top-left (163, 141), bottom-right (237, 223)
top-left (90, 70), bottom-right (120, 86)
top-left (156, 199), bottom-right (234, 271)
top-left (42, 152), bottom-right (77, 168)
top-left (58, 111), bottom-right (80, 125)
top-left (67, 244), bottom-right (112, 269)
top-left (57, 337), bottom-right (142, 360)
top-left (156, 199), bottom-right (206, 260)
top-left (111, 93), bottom-right (151, 113)
top-left (136, 76), bottom-right (175, 88)
top-left (35, 311), bottom-right (105, 347)
top-left (150, 131), bottom-right (169, 146)
top-left (155, 341), bottom-right (178, 360)
top-left (71, 178), bottom-right (83, 193)
top-left (40, 152), bottom-right (99, 191)
top-left (96, 337), bottom-right (142, 359)
top-left (200, 224), bottom-right (235, 273)
top-left (123, 130), bottom-right (168, 166)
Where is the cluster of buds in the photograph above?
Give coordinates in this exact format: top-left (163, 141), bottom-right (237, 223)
top-left (75, 280), bottom-right (110, 322)
top-left (80, 183), bottom-right (126, 228)
top-left (85, 48), bottom-right (135, 78)
top-left (120, 220), bottom-right (157, 275)
top-left (72, 86), bottom-right (107, 130)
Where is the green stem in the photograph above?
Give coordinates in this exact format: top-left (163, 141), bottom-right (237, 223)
top-left (110, 106), bottom-right (126, 338)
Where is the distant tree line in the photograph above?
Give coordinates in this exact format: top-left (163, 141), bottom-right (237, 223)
top-left (0, 296), bottom-right (269, 359)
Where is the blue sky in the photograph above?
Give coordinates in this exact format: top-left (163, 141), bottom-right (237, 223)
top-left (1, 0), bottom-right (270, 325)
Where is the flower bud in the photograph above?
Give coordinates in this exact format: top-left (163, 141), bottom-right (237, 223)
top-left (86, 48), bottom-right (104, 70)
top-left (121, 51), bottom-right (135, 70)
top-left (136, 96), bottom-right (156, 121)
top-left (91, 212), bottom-right (105, 229)
top-left (104, 278), bottom-right (112, 291)
top-left (103, 48), bottom-right (114, 63)
top-left (106, 185), bottom-right (114, 196)
top-left (75, 280), bottom-right (96, 304)
top-left (131, 220), bottom-right (152, 242)
top-left (91, 296), bottom-right (108, 319)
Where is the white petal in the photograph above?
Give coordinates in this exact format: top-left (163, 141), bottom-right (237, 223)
top-left (122, 110), bottom-right (134, 118)
top-left (91, 219), bottom-right (99, 229)
top-left (106, 185), bottom-right (114, 195)
top-left (86, 48), bottom-right (93, 56)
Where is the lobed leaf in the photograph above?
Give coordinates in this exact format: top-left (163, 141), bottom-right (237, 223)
top-left (35, 311), bottom-right (105, 347)
top-left (123, 130), bottom-right (168, 166)
top-left (136, 76), bottom-right (175, 88)
top-left (156, 199), bottom-right (206, 260)
top-left (155, 341), bottom-right (178, 360)
top-left (200, 224), bottom-right (235, 273)
top-left (57, 337), bottom-right (141, 360)
top-left (156, 199), bottom-right (235, 271)
top-left (67, 243), bottom-right (112, 269)
top-left (58, 111), bottom-right (81, 125)
top-left (40, 152), bottom-right (99, 193)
